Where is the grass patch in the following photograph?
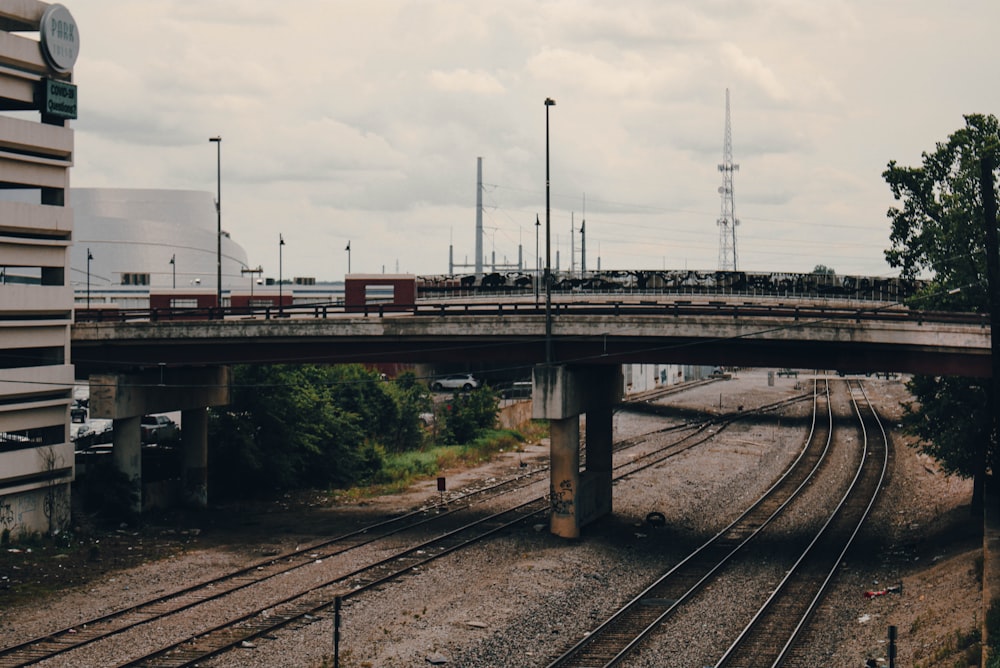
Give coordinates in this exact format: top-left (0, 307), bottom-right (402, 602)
top-left (335, 429), bottom-right (527, 500)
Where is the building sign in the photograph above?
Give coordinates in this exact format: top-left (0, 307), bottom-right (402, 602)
top-left (40, 78), bottom-right (77, 119)
top-left (39, 4), bottom-right (80, 73)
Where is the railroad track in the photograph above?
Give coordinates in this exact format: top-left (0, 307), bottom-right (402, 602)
top-left (0, 382), bottom-right (811, 667)
top-left (544, 378), bottom-right (834, 668)
top-left (543, 378), bottom-right (886, 668)
top-left (715, 379), bottom-right (888, 667)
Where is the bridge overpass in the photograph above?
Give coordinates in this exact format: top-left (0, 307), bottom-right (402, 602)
top-left (70, 295), bottom-right (992, 537)
top-left (72, 296), bottom-right (990, 376)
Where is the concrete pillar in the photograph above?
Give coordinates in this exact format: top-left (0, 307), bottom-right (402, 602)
top-left (90, 367), bottom-right (230, 516)
top-left (549, 416), bottom-right (581, 538)
top-left (533, 364), bottom-right (623, 539)
top-left (111, 416), bottom-right (142, 514)
top-left (181, 408), bottom-right (209, 508)
top-left (581, 403), bottom-right (614, 523)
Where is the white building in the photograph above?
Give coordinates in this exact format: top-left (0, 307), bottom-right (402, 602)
top-left (70, 188), bottom-right (250, 308)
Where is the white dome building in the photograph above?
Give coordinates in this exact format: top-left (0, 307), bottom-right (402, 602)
top-left (70, 188), bottom-right (249, 307)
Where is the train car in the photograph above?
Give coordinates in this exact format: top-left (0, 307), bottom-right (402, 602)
top-left (417, 269), bottom-right (925, 303)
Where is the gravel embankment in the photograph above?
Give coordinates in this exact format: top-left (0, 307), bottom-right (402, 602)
top-left (3, 370), bottom-right (979, 667)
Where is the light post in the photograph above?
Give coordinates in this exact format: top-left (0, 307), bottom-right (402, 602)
top-left (169, 254), bottom-right (176, 289)
top-left (534, 214), bottom-right (540, 305)
top-left (544, 97), bottom-right (555, 364)
top-left (240, 264), bottom-right (262, 309)
top-left (209, 136), bottom-right (222, 309)
top-left (279, 234), bottom-right (285, 315)
top-left (86, 248), bottom-right (92, 308)
top-left (345, 240), bottom-right (351, 274)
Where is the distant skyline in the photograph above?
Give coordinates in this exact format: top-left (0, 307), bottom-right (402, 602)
top-left (68, 1), bottom-right (1000, 282)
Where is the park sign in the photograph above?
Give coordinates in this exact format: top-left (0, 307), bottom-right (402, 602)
top-left (39, 4), bottom-right (80, 73)
top-left (39, 78), bottom-right (77, 119)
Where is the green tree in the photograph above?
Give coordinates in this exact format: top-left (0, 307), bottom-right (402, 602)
top-left (208, 364), bottom-right (392, 498)
top-left (812, 264), bottom-right (835, 276)
top-left (882, 113), bottom-right (999, 509)
top-left (383, 371), bottom-right (433, 452)
top-left (438, 385), bottom-right (499, 445)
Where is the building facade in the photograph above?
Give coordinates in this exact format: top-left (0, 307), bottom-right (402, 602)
top-left (0, 1), bottom-right (79, 539)
top-left (69, 188), bottom-right (250, 307)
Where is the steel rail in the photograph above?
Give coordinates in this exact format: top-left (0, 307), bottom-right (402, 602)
top-left (714, 379), bottom-right (888, 666)
top-left (544, 379), bottom-right (832, 668)
top-left (0, 382), bottom-right (759, 667)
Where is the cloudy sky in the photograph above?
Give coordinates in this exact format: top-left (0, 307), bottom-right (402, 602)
top-left (68, 1), bottom-right (1000, 283)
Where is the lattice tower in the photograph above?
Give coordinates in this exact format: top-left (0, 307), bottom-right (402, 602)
top-left (717, 88), bottom-right (739, 271)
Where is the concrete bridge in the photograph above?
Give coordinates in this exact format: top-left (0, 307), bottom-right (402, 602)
top-left (71, 296), bottom-right (992, 537)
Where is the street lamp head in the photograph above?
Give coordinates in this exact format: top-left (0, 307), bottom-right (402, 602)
top-left (544, 97), bottom-right (556, 106)
top-left (280, 233), bottom-right (285, 246)
top-left (209, 136), bottom-right (221, 143)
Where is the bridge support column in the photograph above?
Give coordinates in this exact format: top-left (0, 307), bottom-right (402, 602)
top-left (533, 364), bottom-right (623, 539)
top-left (582, 403), bottom-right (614, 523)
top-left (111, 416), bottom-right (142, 515)
top-left (90, 367), bottom-right (230, 514)
top-left (181, 408), bottom-right (209, 508)
top-left (549, 416), bottom-right (581, 538)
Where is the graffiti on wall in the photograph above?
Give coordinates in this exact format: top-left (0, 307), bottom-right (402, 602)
top-left (550, 479), bottom-right (575, 517)
top-left (419, 269), bottom-right (923, 302)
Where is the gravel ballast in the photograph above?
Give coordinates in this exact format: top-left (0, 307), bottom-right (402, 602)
top-left (0, 370), bottom-right (979, 667)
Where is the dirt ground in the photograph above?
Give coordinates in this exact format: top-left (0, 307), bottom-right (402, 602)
top-left (0, 371), bottom-right (985, 667)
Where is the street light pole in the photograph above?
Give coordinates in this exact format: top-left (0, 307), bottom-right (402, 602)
top-left (240, 265), bottom-right (262, 309)
top-left (544, 97), bottom-right (556, 365)
top-left (209, 136), bottom-right (222, 311)
top-left (86, 248), bottom-right (92, 309)
top-left (279, 234), bottom-right (285, 315)
top-left (169, 254), bottom-right (176, 289)
top-left (345, 240), bottom-right (351, 274)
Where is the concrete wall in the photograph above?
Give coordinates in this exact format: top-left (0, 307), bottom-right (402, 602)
top-left (0, 0), bottom-right (77, 540)
top-left (497, 399), bottom-right (532, 431)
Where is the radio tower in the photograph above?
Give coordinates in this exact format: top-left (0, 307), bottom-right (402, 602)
top-left (716, 88), bottom-right (739, 271)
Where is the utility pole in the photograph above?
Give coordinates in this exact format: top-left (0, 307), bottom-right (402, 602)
top-left (475, 157), bottom-right (483, 277)
top-left (980, 157), bottom-right (1000, 513)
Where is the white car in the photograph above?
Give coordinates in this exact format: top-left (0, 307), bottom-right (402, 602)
top-left (430, 374), bottom-right (480, 392)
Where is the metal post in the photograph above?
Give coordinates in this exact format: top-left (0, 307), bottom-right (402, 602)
top-left (279, 234), bottom-right (285, 316)
top-left (535, 214), bottom-right (540, 306)
top-left (544, 97), bottom-right (555, 365)
top-left (169, 254), bottom-right (176, 289)
top-left (86, 248), bottom-right (92, 308)
top-left (888, 625), bottom-right (896, 668)
top-left (979, 158), bottom-right (1000, 506)
top-left (333, 595), bottom-right (342, 668)
top-left (209, 136), bottom-right (222, 310)
top-left (346, 240), bottom-right (351, 274)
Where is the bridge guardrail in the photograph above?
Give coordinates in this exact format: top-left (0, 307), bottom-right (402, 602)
top-left (72, 298), bottom-right (989, 328)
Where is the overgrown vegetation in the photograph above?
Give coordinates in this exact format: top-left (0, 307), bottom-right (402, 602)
top-left (346, 428), bottom-right (526, 498)
top-left (883, 113), bottom-right (1000, 509)
top-left (206, 365), bottom-right (504, 500)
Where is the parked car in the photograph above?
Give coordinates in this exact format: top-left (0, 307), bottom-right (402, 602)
top-left (499, 381), bottom-right (532, 399)
top-left (141, 414), bottom-right (179, 443)
top-left (430, 373), bottom-right (480, 392)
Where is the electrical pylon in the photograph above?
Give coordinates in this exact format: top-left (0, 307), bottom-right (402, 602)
top-left (717, 88), bottom-right (739, 271)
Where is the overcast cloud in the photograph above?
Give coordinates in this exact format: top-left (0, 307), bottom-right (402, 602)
top-left (68, 1), bottom-right (1000, 281)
